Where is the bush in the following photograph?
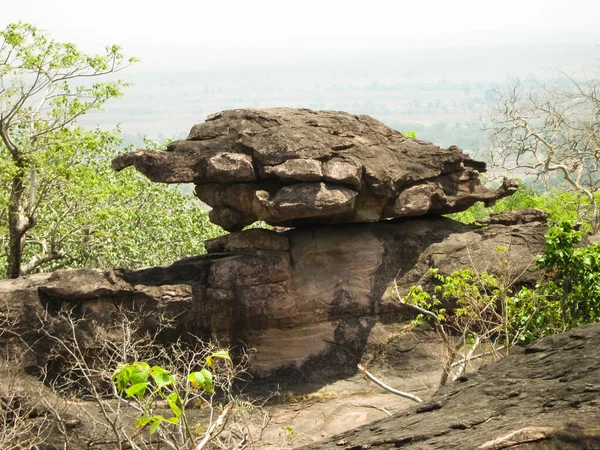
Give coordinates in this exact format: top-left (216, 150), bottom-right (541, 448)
top-left (536, 222), bottom-right (600, 326)
top-left (398, 222), bottom-right (600, 385)
top-left (448, 184), bottom-right (598, 232)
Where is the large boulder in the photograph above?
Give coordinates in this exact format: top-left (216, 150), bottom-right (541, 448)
top-left (112, 108), bottom-right (518, 230)
top-left (0, 215), bottom-right (547, 376)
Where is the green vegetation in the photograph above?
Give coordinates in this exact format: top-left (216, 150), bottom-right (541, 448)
top-left (112, 351), bottom-right (232, 444)
top-left (536, 222), bottom-right (600, 327)
top-left (448, 184), bottom-right (599, 232)
top-left (0, 23), bottom-right (222, 279)
top-left (400, 222), bottom-right (600, 385)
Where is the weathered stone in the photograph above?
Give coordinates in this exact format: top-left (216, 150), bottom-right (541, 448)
top-left (477, 208), bottom-right (549, 226)
top-left (262, 158), bottom-right (322, 181)
top-left (301, 323), bottom-right (600, 450)
top-left (257, 182), bottom-right (358, 223)
top-left (112, 108), bottom-right (517, 230)
top-left (205, 229), bottom-right (289, 253)
top-left (206, 152), bottom-right (255, 182)
top-left (389, 183), bottom-right (435, 216)
top-left (322, 157), bottom-right (363, 188)
top-left (0, 217), bottom-right (547, 375)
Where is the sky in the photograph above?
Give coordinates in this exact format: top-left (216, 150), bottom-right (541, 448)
top-left (2, 0), bottom-right (600, 69)
top-left (3, 0), bottom-right (600, 139)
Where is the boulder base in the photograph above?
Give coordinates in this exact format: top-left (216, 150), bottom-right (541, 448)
top-left (1, 216), bottom-right (547, 375)
top-left (301, 323), bottom-right (600, 450)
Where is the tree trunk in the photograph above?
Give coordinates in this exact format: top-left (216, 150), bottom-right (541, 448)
top-left (592, 203), bottom-right (600, 234)
top-left (6, 170), bottom-right (32, 279)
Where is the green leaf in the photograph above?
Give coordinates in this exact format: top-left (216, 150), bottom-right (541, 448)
top-left (149, 418), bottom-right (161, 434)
top-left (150, 366), bottom-right (175, 388)
top-left (128, 362), bottom-right (150, 385)
top-left (205, 350), bottom-right (232, 368)
top-left (188, 369), bottom-right (214, 393)
top-left (125, 382), bottom-right (148, 400)
top-left (167, 392), bottom-right (182, 418)
top-left (135, 417), bottom-right (153, 428)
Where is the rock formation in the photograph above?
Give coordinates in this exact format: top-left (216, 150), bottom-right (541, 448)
top-left (1, 215), bottom-right (547, 376)
top-left (300, 323), bottom-right (600, 450)
top-left (112, 108), bottom-right (518, 230)
top-left (2, 108), bottom-right (579, 449)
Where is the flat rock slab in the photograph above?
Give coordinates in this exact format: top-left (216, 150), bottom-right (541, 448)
top-left (300, 323), bottom-right (600, 450)
top-left (112, 108), bottom-right (517, 230)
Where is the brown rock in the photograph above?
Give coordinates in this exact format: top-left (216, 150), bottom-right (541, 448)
top-left (300, 323), bottom-right (600, 450)
top-left (205, 229), bottom-right (289, 253)
top-left (112, 108), bottom-right (517, 230)
top-left (322, 157), bottom-right (362, 188)
top-left (477, 208), bottom-right (549, 226)
top-left (206, 152), bottom-right (256, 182)
top-left (0, 218), bottom-right (546, 375)
top-left (263, 158), bottom-right (323, 181)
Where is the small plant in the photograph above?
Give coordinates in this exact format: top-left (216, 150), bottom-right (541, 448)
top-left (112, 349), bottom-right (232, 444)
top-left (27, 305), bottom-right (270, 450)
top-left (399, 268), bottom-right (522, 385)
top-left (279, 425), bottom-right (298, 443)
top-left (403, 131), bottom-right (418, 139)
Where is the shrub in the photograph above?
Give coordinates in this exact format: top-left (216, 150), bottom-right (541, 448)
top-left (398, 222), bottom-right (600, 386)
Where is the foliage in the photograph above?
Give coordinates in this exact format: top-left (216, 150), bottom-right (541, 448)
top-left (400, 222), bottom-right (600, 386)
top-left (445, 201), bottom-right (489, 224)
top-left (0, 22), bottom-right (134, 277)
top-left (401, 266), bottom-right (524, 385)
top-left (112, 350), bottom-right (233, 443)
top-left (536, 222), bottom-right (600, 327)
top-left (0, 134), bottom-right (224, 277)
top-left (0, 23), bottom-right (224, 278)
top-left (448, 184), bottom-right (598, 232)
top-left (402, 130), bottom-right (418, 139)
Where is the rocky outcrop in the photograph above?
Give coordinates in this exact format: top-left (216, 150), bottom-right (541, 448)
top-left (0, 216), bottom-right (547, 376)
top-left (301, 323), bottom-right (600, 450)
top-left (112, 109), bottom-right (518, 230)
top-left (476, 208), bottom-right (549, 226)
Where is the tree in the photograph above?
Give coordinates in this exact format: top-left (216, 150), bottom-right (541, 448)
top-left (487, 70), bottom-right (600, 231)
top-left (0, 24), bottom-right (223, 279)
top-left (0, 23), bottom-right (135, 278)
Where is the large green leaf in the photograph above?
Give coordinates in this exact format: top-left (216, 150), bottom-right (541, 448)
top-left (125, 382), bottom-right (148, 400)
top-left (150, 365), bottom-right (175, 388)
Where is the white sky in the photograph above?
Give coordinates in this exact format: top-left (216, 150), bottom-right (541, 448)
top-left (2, 0), bottom-right (600, 57)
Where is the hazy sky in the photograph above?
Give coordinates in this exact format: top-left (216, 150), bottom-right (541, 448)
top-left (3, 1), bottom-right (600, 141)
top-left (2, 0), bottom-right (600, 67)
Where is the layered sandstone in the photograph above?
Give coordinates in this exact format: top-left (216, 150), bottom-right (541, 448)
top-left (1, 215), bottom-right (547, 375)
top-left (112, 108), bottom-right (518, 230)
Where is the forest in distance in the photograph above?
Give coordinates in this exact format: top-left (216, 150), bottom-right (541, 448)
top-left (84, 41), bottom-right (600, 160)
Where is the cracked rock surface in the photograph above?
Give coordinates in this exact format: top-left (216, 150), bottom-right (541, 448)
top-left (112, 108), bottom-right (518, 230)
top-left (300, 323), bottom-right (600, 450)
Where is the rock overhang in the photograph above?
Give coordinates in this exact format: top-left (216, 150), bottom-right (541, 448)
top-left (112, 108), bottom-right (518, 230)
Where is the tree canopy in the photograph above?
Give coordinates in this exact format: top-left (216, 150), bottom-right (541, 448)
top-left (0, 23), bottom-right (222, 278)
